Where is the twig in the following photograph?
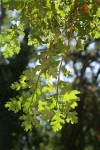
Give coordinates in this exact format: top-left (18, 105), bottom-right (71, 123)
top-left (56, 55), bottom-right (65, 108)
top-left (67, 0), bottom-right (77, 52)
top-left (29, 71), bottom-right (41, 112)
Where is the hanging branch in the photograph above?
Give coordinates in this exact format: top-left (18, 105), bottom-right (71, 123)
top-left (56, 0), bottom-right (78, 108)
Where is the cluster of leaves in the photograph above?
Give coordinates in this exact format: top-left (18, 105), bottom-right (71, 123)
top-left (5, 67), bottom-right (80, 131)
top-left (1, 0), bottom-right (100, 131)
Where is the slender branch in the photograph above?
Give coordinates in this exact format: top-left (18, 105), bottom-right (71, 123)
top-left (56, 58), bottom-right (64, 107)
top-left (56, 0), bottom-right (78, 107)
top-left (67, 0), bottom-right (77, 52)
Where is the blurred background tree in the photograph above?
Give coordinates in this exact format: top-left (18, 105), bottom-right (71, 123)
top-left (61, 46), bottom-right (100, 150)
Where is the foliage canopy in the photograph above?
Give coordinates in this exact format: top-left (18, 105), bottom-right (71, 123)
top-left (0, 0), bottom-right (100, 131)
